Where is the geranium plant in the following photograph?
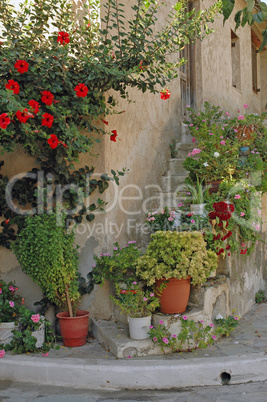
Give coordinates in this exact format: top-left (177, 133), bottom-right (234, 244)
top-left (0, 279), bottom-right (23, 323)
top-left (0, 0), bottom-right (221, 247)
top-left (146, 207), bottom-right (175, 232)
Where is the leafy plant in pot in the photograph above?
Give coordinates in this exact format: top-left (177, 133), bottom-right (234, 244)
top-left (136, 231), bottom-right (217, 314)
top-left (0, 279), bottom-right (22, 345)
top-left (11, 211), bottom-right (89, 347)
top-left (110, 282), bottom-right (160, 340)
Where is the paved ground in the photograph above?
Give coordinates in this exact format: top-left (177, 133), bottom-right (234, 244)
top-left (0, 303), bottom-right (266, 390)
top-left (0, 380), bottom-right (267, 401)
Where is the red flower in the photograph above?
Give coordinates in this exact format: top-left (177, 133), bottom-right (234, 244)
top-left (47, 134), bottom-right (59, 149)
top-left (228, 204), bottom-right (235, 213)
top-left (57, 32), bottom-right (70, 45)
top-left (213, 202), bottom-right (228, 213)
top-left (4, 219), bottom-right (10, 225)
top-left (102, 120), bottom-right (108, 125)
top-left (14, 59), bottom-right (29, 73)
top-left (42, 113), bottom-right (54, 128)
top-left (74, 83), bottom-right (88, 98)
top-left (5, 79), bottom-right (20, 95)
top-left (59, 140), bottom-right (67, 148)
top-left (16, 109), bottom-right (33, 124)
top-left (41, 91), bottom-right (54, 105)
top-left (240, 248), bottom-right (247, 255)
top-left (217, 248), bottom-right (225, 255)
top-left (0, 113), bottom-right (11, 129)
top-left (226, 245), bottom-right (231, 250)
top-left (160, 89), bottom-right (170, 100)
top-left (110, 130), bottom-right (118, 142)
top-left (28, 100), bottom-right (40, 114)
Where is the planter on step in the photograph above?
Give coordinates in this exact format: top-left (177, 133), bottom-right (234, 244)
top-left (56, 310), bottom-right (89, 347)
top-left (128, 315), bottom-right (151, 340)
top-left (206, 180), bottom-right (222, 194)
top-left (190, 203), bottom-right (206, 216)
top-left (0, 321), bottom-right (19, 345)
top-left (155, 276), bottom-right (191, 314)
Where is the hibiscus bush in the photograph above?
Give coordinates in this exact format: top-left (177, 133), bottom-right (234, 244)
top-left (0, 0), bottom-right (221, 247)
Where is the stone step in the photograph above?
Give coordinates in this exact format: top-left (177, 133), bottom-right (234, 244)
top-left (161, 175), bottom-right (188, 193)
top-left (147, 192), bottom-right (186, 210)
top-left (174, 143), bottom-right (195, 159)
top-left (167, 158), bottom-right (189, 176)
top-left (177, 123), bottom-right (193, 144)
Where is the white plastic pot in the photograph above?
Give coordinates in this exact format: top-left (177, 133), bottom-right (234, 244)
top-left (190, 203), bottom-right (206, 216)
top-left (128, 316), bottom-right (151, 340)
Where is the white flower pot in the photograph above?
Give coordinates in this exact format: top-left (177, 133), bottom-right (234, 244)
top-left (190, 203), bottom-right (206, 216)
top-left (0, 322), bottom-right (19, 345)
top-left (128, 316), bottom-right (151, 340)
top-left (31, 320), bottom-right (45, 348)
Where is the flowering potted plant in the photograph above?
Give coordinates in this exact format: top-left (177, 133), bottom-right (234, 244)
top-left (110, 282), bottom-right (160, 340)
top-left (0, 279), bottom-right (23, 345)
top-left (11, 211), bottom-right (89, 347)
top-left (136, 231), bottom-right (217, 314)
top-left (91, 241), bottom-right (140, 289)
top-left (146, 207), bottom-right (175, 233)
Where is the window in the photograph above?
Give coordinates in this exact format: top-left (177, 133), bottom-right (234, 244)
top-left (231, 30), bottom-right (241, 90)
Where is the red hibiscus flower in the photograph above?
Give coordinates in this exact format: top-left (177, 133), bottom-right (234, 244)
top-left (160, 89), bottom-right (170, 100)
top-left (42, 113), bottom-right (54, 128)
top-left (102, 120), bottom-right (108, 125)
top-left (110, 130), bottom-right (118, 142)
top-left (57, 32), bottom-right (70, 45)
top-left (47, 134), bottom-right (59, 149)
top-left (0, 113), bottom-right (11, 129)
top-left (16, 109), bottom-right (33, 124)
top-left (28, 100), bottom-right (40, 114)
top-left (14, 59), bottom-right (29, 73)
top-left (41, 91), bottom-right (54, 106)
top-left (74, 83), bottom-right (88, 98)
top-left (5, 79), bottom-right (20, 95)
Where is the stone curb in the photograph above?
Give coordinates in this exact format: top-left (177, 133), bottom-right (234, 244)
top-left (1, 352), bottom-right (266, 390)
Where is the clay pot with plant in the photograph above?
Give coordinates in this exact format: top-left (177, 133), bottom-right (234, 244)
top-left (11, 210), bottom-right (89, 347)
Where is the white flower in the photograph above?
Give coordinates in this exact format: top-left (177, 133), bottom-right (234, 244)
top-left (203, 162), bottom-right (209, 167)
top-left (216, 313), bottom-right (223, 320)
top-left (214, 152), bottom-right (220, 158)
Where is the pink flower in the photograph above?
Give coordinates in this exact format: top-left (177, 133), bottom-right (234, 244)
top-left (171, 334), bottom-right (177, 338)
top-left (212, 335), bottom-right (217, 340)
top-left (159, 320), bottom-right (163, 324)
top-left (143, 297), bottom-right (147, 301)
top-left (243, 104), bottom-right (249, 109)
top-left (200, 320), bottom-right (204, 324)
top-left (153, 337), bottom-right (158, 342)
top-left (225, 112), bottom-right (230, 117)
top-left (192, 137), bottom-right (196, 143)
top-left (240, 212), bottom-right (245, 216)
top-left (132, 281), bottom-right (137, 285)
top-left (238, 115), bottom-right (245, 120)
top-left (209, 132), bottom-right (213, 136)
top-left (183, 316), bottom-right (188, 320)
top-left (9, 301), bottom-right (14, 307)
top-left (162, 337), bottom-right (169, 344)
top-left (234, 317), bottom-right (239, 320)
top-left (0, 350), bottom-right (5, 358)
top-left (31, 314), bottom-right (40, 323)
top-left (178, 203), bottom-right (184, 207)
top-left (220, 140), bottom-right (226, 145)
top-left (254, 224), bottom-right (260, 231)
top-left (191, 219), bottom-right (195, 224)
top-left (209, 323), bottom-right (214, 328)
top-left (0, 289), bottom-right (2, 294)
top-left (149, 325), bottom-right (153, 329)
top-left (42, 352), bottom-right (49, 357)
top-left (150, 293), bottom-right (154, 297)
top-left (168, 217), bottom-right (174, 221)
top-left (234, 194), bottom-right (241, 199)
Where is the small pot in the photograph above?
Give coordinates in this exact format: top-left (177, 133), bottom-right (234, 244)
top-left (190, 203), bottom-right (206, 216)
top-left (0, 321), bottom-right (19, 345)
top-left (128, 316), bottom-right (152, 340)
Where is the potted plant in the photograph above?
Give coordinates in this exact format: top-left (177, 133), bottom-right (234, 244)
top-left (110, 282), bottom-right (160, 340)
top-left (11, 211), bottom-right (89, 347)
top-left (136, 231), bottom-right (217, 314)
top-left (0, 279), bottom-right (22, 345)
top-left (91, 241), bottom-right (140, 289)
top-left (146, 207), bottom-right (175, 233)
top-left (183, 177), bottom-right (210, 216)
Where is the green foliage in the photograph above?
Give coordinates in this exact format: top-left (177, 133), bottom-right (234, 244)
top-left (136, 231), bottom-right (217, 286)
top-left (146, 207), bottom-right (175, 232)
top-left (91, 241), bottom-right (140, 288)
top-left (169, 140), bottom-right (178, 158)
top-left (184, 176), bottom-right (211, 205)
top-left (255, 289), bottom-right (266, 303)
top-left (110, 282), bottom-right (160, 318)
top-left (214, 313), bottom-right (239, 337)
top-left (222, 0), bottom-right (267, 50)
top-left (11, 211), bottom-right (81, 313)
top-left (0, 279), bottom-right (22, 323)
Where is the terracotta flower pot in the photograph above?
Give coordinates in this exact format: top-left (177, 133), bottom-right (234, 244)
top-left (56, 310), bottom-right (89, 347)
top-left (155, 276), bottom-right (191, 314)
top-left (206, 180), bottom-right (222, 194)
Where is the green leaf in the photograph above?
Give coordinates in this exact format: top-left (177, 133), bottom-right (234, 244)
top-left (222, 0), bottom-right (235, 23)
top-left (86, 213), bottom-right (95, 222)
